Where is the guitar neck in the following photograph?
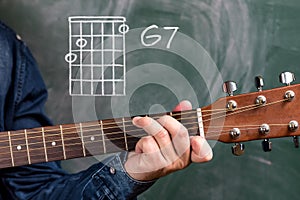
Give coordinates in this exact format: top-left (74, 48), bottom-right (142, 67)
top-left (2, 82), bottom-right (300, 169)
top-left (0, 109), bottom-right (200, 169)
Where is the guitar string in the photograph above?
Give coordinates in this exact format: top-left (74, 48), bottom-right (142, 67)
top-left (25, 120), bottom-right (286, 146)
top-left (0, 98), bottom-right (289, 146)
top-left (0, 98), bottom-right (295, 160)
top-left (1, 97), bottom-right (286, 139)
top-left (0, 122), bottom-right (293, 162)
top-left (0, 98), bottom-right (286, 156)
top-left (0, 119), bottom-right (288, 148)
top-left (202, 99), bottom-right (287, 124)
top-left (0, 97), bottom-right (265, 139)
top-left (0, 124), bottom-right (279, 159)
top-left (0, 133), bottom-right (148, 159)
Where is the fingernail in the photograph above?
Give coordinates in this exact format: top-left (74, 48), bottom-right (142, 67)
top-left (199, 140), bottom-right (212, 159)
top-left (132, 116), bottom-right (142, 126)
top-left (181, 100), bottom-right (192, 108)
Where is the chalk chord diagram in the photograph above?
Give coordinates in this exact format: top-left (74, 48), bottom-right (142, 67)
top-left (65, 16), bottom-right (129, 96)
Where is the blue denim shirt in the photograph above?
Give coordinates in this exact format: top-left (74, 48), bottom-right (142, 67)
top-left (0, 21), bottom-right (154, 200)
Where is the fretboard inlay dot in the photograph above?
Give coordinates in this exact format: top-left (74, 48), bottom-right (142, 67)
top-left (17, 145), bottom-right (22, 151)
top-left (91, 136), bottom-right (95, 141)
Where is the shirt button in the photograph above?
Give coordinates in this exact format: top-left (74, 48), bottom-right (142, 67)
top-left (109, 167), bottom-right (116, 175)
top-left (16, 34), bottom-right (22, 40)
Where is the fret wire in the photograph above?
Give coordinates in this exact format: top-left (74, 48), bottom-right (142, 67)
top-left (60, 125), bottom-right (66, 160)
top-left (7, 131), bottom-right (14, 167)
top-left (122, 117), bottom-right (128, 151)
top-left (100, 120), bottom-right (106, 153)
top-left (42, 127), bottom-right (48, 162)
top-left (79, 123), bottom-right (86, 157)
top-left (24, 129), bottom-right (31, 164)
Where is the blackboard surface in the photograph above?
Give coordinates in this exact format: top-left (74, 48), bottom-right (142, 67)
top-left (1, 0), bottom-right (300, 199)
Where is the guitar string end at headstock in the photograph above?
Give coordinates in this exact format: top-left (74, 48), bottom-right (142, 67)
top-left (255, 95), bottom-right (267, 106)
top-left (289, 120), bottom-right (299, 132)
top-left (229, 128), bottom-right (241, 139)
top-left (259, 124), bottom-right (270, 135)
top-left (226, 100), bottom-right (237, 111)
top-left (284, 90), bottom-right (295, 101)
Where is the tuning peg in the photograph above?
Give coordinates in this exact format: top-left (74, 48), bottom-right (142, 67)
top-left (262, 139), bottom-right (272, 152)
top-left (231, 143), bottom-right (245, 156)
top-left (279, 72), bottom-right (295, 86)
top-left (223, 81), bottom-right (237, 96)
top-left (255, 76), bottom-right (264, 91)
top-left (293, 136), bottom-right (299, 148)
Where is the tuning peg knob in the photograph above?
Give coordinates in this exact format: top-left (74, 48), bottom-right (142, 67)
top-left (255, 76), bottom-right (264, 91)
top-left (262, 139), bottom-right (272, 152)
top-left (279, 72), bottom-right (295, 86)
top-left (223, 81), bottom-right (237, 96)
top-left (232, 143), bottom-right (245, 156)
top-left (293, 136), bottom-right (299, 148)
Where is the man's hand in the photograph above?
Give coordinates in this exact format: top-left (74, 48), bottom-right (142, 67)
top-left (124, 100), bottom-right (213, 181)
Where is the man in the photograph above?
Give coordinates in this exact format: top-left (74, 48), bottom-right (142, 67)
top-left (0, 21), bottom-right (212, 199)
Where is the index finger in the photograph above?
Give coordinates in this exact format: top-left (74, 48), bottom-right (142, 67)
top-left (157, 115), bottom-right (190, 156)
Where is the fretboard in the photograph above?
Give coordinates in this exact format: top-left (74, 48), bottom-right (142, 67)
top-left (0, 110), bottom-right (200, 169)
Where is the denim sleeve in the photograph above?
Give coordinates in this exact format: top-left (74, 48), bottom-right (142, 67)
top-left (0, 21), bottom-right (154, 200)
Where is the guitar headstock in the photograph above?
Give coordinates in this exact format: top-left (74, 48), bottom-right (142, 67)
top-left (202, 72), bottom-right (300, 155)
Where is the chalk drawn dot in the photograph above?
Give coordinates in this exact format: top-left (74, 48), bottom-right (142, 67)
top-left (76, 38), bottom-right (88, 48)
top-left (118, 24), bottom-right (129, 34)
top-left (65, 53), bottom-right (77, 63)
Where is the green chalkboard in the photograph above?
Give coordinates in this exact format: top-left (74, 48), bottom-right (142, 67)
top-left (1, 0), bottom-right (300, 199)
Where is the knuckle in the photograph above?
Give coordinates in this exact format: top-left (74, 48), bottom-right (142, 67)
top-left (175, 125), bottom-right (188, 138)
top-left (155, 128), bottom-right (169, 139)
top-left (172, 159), bottom-right (188, 171)
top-left (202, 151), bottom-right (213, 162)
top-left (140, 136), bottom-right (154, 145)
top-left (157, 115), bottom-right (172, 125)
top-left (140, 136), bottom-right (158, 152)
top-left (176, 160), bottom-right (186, 170)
